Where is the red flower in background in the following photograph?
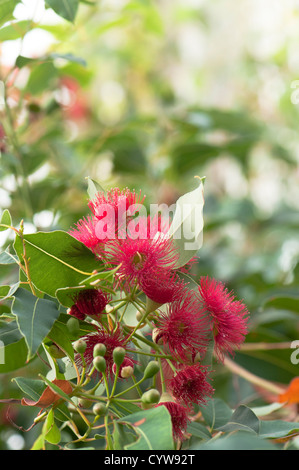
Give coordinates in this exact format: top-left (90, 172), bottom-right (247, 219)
top-left (60, 76), bottom-right (90, 121)
top-left (168, 364), bottom-right (214, 409)
top-left (107, 230), bottom-right (179, 292)
top-left (88, 187), bottom-right (145, 241)
top-left (155, 399), bottom-right (190, 441)
top-left (139, 269), bottom-right (182, 305)
top-left (198, 276), bottom-right (249, 361)
top-left (69, 215), bottom-right (102, 252)
top-left (154, 288), bottom-right (210, 362)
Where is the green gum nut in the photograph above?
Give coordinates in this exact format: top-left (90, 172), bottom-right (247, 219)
top-left (73, 339), bottom-right (87, 354)
top-left (66, 317), bottom-right (80, 336)
top-left (78, 398), bottom-right (92, 409)
top-left (93, 355), bottom-right (106, 373)
top-left (112, 347), bottom-right (126, 367)
top-left (93, 343), bottom-right (106, 358)
top-left (143, 361), bottom-right (160, 379)
top-left (141, 389), bottom-right (160, 405)
top-left (93, 403), bottom-right (107, 416)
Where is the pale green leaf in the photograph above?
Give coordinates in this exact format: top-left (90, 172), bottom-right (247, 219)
top-left (167, 178), bottom-right (205, 268)
top-left (45, 0), bottom-right (79, 22)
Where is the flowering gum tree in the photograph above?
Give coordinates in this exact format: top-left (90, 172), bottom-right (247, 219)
top-left (0, 177), bottom-right (250, 450)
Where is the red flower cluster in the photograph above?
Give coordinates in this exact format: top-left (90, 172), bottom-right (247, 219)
top-left (68, 288), bottom-right (111, 321)
top-left (76, 325), bottom-right (135, 381)
top-left (69, 186), bottom-right (249, 442)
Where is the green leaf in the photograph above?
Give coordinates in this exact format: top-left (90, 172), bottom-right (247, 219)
top-left (113, 422), bottom-right (136, 450)
top-left (43, 344), bottom-right (66, 380)
top-left (259, 419), bottom-right (299, 439)
top-left (0, 247), bottom-right (18, 264)
top-left (31, 434), bottom-right (45, 450)
top-left (0, 0), bottom-right (20, 28)
top-left (45, 0), bottom-right (79, 22)
top-left (0, 20), bottom-right (34, 41)
top-left (25, 61), bottom-right (57, 95)
top-left (0, 320), bottom-right (29, 373)
top-left (50, 52), bottom-right (87, 67)
top-left (167, 178), bottom-right (205, 268)
top-left (0, 286), bottom-right (10, 299)
top-left (251, 402), bottom-right (285, 418)
top-left (187, 421), bottom-right (212, 440)
top-left (86, 176), bottom-right (105, 200)
top-left (0, 209), bottom-right (12, 231)
top-left (109, 400), bottom-right (141, 419)
top-left (13, 230), bottom-right (102, 297)
top-left (43, 409), bottom-right (61, 445)
top-left (263, 294), bottom-right (299, 314)
top-left (192, 430), bottom-right (277, 450)
top-left (12, 288), bottom-right (61, 360)
top-left (15, 55), bottom-right (36, 68)
top-left (0, 282), bottom-right (19, 302)
top-left (216, 405), bottom-right (260, 434)
top-left (47, 320), bottom-right (75, 360)
top-left (118, 406), bottom-right (174, 450)
top-left (12, 377), bottom-right (46, 402)
top-left (199, 398), bottom-right (232, 431)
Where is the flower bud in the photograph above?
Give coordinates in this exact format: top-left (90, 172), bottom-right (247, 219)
top-left (119, 365), bottom-right (134, 379)
top-left (136, 310), bottom-right (143, 322)
top-left (67, 304), bottom-right (86, 321)
top-left (112, 357), bottom-right (135, 379)
top-left (66, 316), bottom-right (80, 336)
top-left (93, 403), bottom-right (107, 416)
top-left (93, 343), bottom-right (106, 357)
top-left (141, 389), bottom-right (160, 405)
top-left (93, 355), bottom-right (106, 373)
top-left (78, 398), bottom-right (92, 408)
top-left (73, 339), bottom-right (87, 354)
top-left (152, 328), bottom-right (163, 345)
top-left (113, 346), bottom-right (126, 367)
top-left (143, 361), bottom-right (160, 379)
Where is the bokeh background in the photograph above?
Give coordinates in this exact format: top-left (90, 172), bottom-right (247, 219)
top-left (1, 0), bottom-right (299, 449)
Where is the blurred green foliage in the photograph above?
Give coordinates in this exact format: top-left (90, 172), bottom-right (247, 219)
top-left (1, 0), bottom-right (299, 450)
